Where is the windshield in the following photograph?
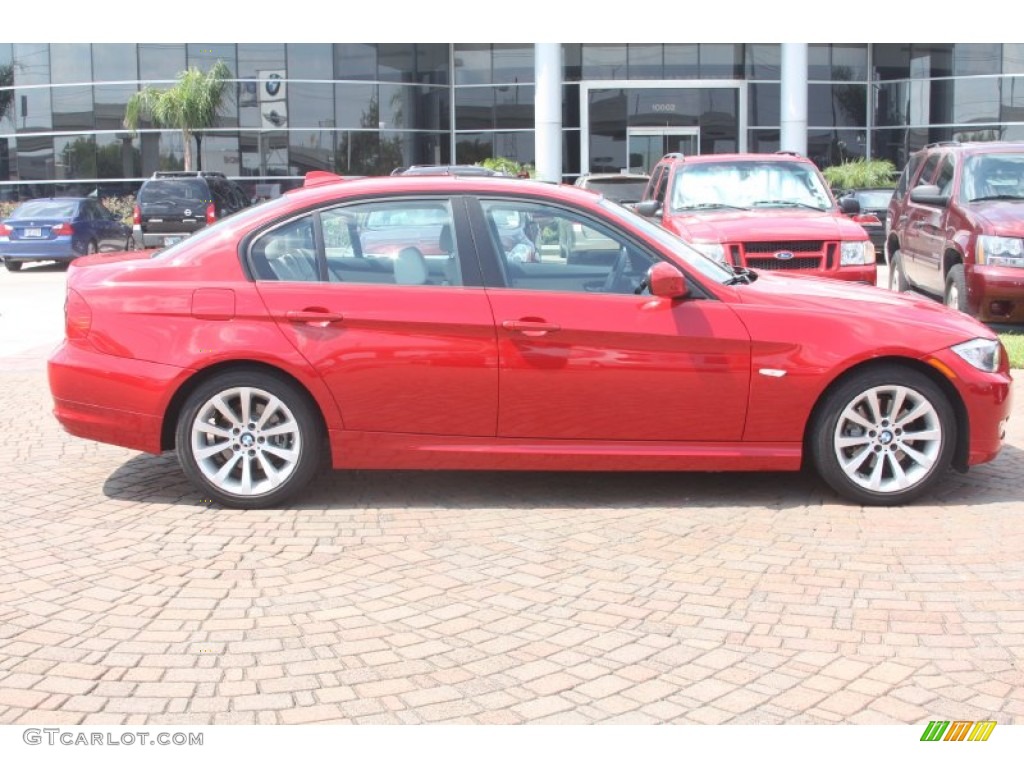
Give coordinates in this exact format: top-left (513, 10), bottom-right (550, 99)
top-left (585, 179), bottom-right (649, 204)
top-left (853, 190), bottom-right (894, 208)
top-left (598, 198), bottom-right (736, 285)
top-left (670, 160), bottom-right (832, 212)
top-left (960, 153), bottom-right (1024, 202)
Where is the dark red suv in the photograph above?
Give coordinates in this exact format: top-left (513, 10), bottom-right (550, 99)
top-left (887, 141), bottom-right (1024, 323)
top-left (635, 152), bottom-right (876, 283)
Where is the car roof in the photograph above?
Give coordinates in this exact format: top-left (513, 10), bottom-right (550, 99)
top-left (287, 174), bottom-right (594, 207)
top-left (664, 153), bottom-right (816, 166)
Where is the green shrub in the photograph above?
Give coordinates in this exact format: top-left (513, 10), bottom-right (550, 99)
top-left (822, 159), bottom-right (897, 190)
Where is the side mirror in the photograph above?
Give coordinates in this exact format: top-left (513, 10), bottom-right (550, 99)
top-left (634, 199), bottom-right (661, 218)
top-left (839, 197), bottom-right (861, 215)
top-left (909, 184), bottom-right (949, 207)
top-left (646, 261), bottom-right (689, 299)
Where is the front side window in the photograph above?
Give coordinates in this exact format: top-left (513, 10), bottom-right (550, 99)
top-left (480, 199), bottom-right (655, 295)
top-left (670, 160), bottom-right (832, 212)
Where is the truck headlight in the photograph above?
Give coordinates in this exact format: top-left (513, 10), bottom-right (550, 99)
top-left (689, 242), bottom-right (726, 263)
top-left (840, 240), bottom-right (874, 266)
top-left (977, 235), bottom-right (1024, 267)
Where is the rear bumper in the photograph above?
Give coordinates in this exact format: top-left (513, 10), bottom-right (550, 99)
top-left (136, 224), bottom-right (204, 249)
top-left (47, 341), bottom-right (189, 454)
top-left (0, 238), bottom-right (81, 261)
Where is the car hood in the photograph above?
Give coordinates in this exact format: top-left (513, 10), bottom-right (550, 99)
top-left (731, 271), bottom-right (996, 345)
top-left (968, 200), bottom-right (1024, 235)
top-left (667, 208), bottom-right (868, 243)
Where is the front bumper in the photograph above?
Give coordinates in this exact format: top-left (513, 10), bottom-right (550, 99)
top-left (966, 264), bottom-right (1024, 323)
top-left (928, 347), bottom-right (1014, 468)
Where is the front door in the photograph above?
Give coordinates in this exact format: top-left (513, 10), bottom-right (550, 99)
top-left (627, 128), bottom-right (700, 174)
top-left (473, 197), bottom-right (751, 443)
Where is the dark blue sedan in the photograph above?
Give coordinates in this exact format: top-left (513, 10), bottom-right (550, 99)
top-left (0, 197), bottom-right (133, 272)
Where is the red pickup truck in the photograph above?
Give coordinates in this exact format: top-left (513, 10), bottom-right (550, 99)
top-left (635, 152), bottom-right (877, 284)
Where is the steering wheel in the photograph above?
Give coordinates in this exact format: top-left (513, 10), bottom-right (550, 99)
top-left (601, 246), bottom-right (630, 293)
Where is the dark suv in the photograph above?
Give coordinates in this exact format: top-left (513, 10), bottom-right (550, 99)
top-left (635, 152), bottom-right (876, 283)
top-left (887, 141), bottom-right (1024, 323)
top-left (133, 171), bottom-right (250, 249)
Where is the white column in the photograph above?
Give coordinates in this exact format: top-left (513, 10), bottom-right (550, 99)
top-left (780, 43), bottom-right (808, 156)
top-left (534, 43), bottom-right (562, 182)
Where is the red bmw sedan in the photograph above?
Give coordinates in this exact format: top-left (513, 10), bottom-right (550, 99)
top-left (47, 173), bottom-right (1013, 509)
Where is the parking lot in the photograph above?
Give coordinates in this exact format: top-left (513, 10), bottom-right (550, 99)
top-left (1, 263), bottom-right (1023, 725)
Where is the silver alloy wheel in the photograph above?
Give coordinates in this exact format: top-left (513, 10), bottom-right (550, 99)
top-left (189, 386), bottom-right (302, 497)
top-left (832, 384), bottom-right (943, 494)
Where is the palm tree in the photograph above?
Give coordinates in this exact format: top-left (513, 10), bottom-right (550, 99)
top-left (124, 60), bottom-right (233, 172)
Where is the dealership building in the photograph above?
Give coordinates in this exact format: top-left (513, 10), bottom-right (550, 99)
top-left (1, 42), bottom-right (1023, 197)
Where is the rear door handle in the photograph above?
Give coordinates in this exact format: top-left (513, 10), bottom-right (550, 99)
top-left (285, 309), bottom-right (344, 327)
top-left (502, 319), bottom-right (560, 337)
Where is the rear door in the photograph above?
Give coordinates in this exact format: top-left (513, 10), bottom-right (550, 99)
top-left (251, 194), bottom-right (499, 437)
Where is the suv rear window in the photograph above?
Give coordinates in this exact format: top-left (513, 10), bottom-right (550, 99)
top-left (139, 178), bottom-right (209, 203)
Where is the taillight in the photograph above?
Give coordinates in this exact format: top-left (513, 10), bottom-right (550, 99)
top-left (133, 204), bottom-right (141, 225)
top-left (0, 223), bottom-right (11, 236)
top-left (206, 203), bottom-right (217, 224)
top-left (65, 288), bottom-right (92, 341)
top-left (52, 222), bottom-right (75, 236)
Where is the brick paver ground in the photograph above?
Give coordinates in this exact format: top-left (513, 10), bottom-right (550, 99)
top-left (1, 357), bottom-right (1022, 725)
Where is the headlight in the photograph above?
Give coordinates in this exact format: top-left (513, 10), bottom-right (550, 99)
top-left (951, 337), bottom-right (1002, 373)
top-left (977, 235), bottom-right (1024, 267)
top-left (691, 242), bottom-right (726, 263)
top-left (840, 240), bottom-right (874, 265)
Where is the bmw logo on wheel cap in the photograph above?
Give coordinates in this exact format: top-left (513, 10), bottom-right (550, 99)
top-left (775, 250), bottom-right (795, 260)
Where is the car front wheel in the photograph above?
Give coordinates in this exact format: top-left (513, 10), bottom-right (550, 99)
top-left (175, 370), bottom-right (322, 508)
top-left (810, 365), bottom-right (956, 506)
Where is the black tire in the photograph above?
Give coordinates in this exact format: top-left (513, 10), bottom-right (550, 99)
top-left (944, 264), bottom-right (967, 313)
top-left (125, 235), bottom-right (136, 251)
top-left (86, 240), bottom-right (98, 255)
top-left (810, 365), bottom-right (956, 506)
top-left (4, 260), bottom-right (22, 272)
top-left (175, 370), bottom-right (323, 508)
top-left (888, 250), bottom-right (910, 292)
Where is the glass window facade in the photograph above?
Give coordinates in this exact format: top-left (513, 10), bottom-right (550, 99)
top-left (6, 43), bottom-right (1024, 199)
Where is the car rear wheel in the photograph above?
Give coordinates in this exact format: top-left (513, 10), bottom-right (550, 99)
top-left (125, 235), bottom-right (136, 251)
top-left (86, 240), bottom-right (98, 255)
top-left (888, 250), bottom-right (909, 292)
top-left (810, 365), bottom-right (955, 506)
top-left (945, 264), bottom-right (967, 313)
top-left (175, 370), bottom-right (322, 508)
top-left (4, 260), bottom-right (22, 272)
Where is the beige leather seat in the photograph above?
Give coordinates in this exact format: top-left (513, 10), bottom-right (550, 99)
top-left (394, 247), bottom-right (429, 285)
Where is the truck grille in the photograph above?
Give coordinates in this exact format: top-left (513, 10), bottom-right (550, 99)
top-left (731, 240), bottom-right (834, 271)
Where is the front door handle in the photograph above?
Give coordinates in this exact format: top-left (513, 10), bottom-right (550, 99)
top-left (285, 309), bottom-right (344, 328)
top-left (502, 319), bottom-right (561, 337)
